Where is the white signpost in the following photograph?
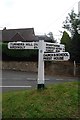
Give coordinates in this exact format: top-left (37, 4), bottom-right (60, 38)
top-left (44, 42), bottom-right (65, 53)
top-left (43, 52), bottom-right (70, 61)
top-left (8, 42), bottom-right (38, 49)
top-left (38, 40), bottom-right (45, 89)
top-left (8, 40), bottom-right (70, 89)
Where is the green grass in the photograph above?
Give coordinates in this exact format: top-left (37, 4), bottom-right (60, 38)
top-left (0, 93), bottom-right (2, 117)
top-left (2, 82), bottom-right (80, 119)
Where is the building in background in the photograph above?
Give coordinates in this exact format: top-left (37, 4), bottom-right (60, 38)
top-left (0, 27), bottom-right (35, 42)
top-left (0, 27), bottom-right (53, 42)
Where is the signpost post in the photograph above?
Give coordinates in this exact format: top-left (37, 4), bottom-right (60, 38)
top-left (38, 40), bottom-right (45, 89)
top-left (8, 40), bottom-right (70, 89)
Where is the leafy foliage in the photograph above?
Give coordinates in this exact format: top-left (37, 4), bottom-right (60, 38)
top-left (2, 42), bottom-right (38, 61)
top-left (61, 31), bottom-right (71, 52)
top-left (70, 31), bottom-right (80, 63)
top-left (62, 10), bottom-right (80, 63)
top-left (63, 9), bottom-right (80, 36)
top-left (47, 32), bottom-right (56, 42)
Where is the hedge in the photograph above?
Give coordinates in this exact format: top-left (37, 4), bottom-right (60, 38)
top-left (1, 42), bottom-right (38, 61)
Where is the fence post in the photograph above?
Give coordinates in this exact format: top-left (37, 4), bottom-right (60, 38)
top-left (74, 60), bottom-right (76, 77)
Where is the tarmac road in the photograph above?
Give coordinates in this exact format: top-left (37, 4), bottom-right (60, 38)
top-left (1, 70), bottom-right (79, 92)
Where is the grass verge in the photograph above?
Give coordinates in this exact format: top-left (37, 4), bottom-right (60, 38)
top-left (0, 93), bottom-right (2, 118)
top-left (2, 82), bottom-right (80, 119)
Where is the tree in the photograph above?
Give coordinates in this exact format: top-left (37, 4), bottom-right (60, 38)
top-left (70, 31), bottom-right (80, 63)
top-left (61, 31), bottom-right (71, 52)
top-left (63, 9), bottom-right (80, 37)
top-left (47, 32), bottom-right (56, 42)
top-left (62, 10), bottom-right (80, 63)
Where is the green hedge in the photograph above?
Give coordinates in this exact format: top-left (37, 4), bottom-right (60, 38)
top-left (2, 42), bottom-right (38, 61)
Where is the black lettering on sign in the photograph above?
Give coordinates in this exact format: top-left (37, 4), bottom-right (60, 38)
top-left (46, 44), bottom-right (54, 46)
top-left (54, 56), bottom-right (63, 60)
top-left (34, 43), bottom-right (38, 49)
top-left (56, 50), bottom-right (60, 52)
top-left (43, 54), bottom-right (52, 60)
top-left (26, 43), bottom-right (33, 46)
top-left (54, 45), bottom-right (60, 47)
top-left (10, 44), bottom-right (25, 49)
top-left (44, 57), bottom-right (52, 60)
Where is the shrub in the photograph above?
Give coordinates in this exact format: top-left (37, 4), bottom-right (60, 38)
top-left (2, 42), bottom-right (38, 61)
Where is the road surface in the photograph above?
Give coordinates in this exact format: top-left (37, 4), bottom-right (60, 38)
top-left (0, 70), bottom-right (79, 92)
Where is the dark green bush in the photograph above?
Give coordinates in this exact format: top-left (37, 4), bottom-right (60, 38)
top-left (2, 42), bottom-right (38, 61)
